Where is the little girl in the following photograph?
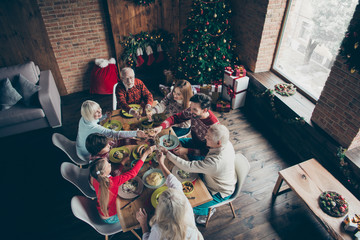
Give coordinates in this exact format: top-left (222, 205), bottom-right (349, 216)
top-left (150, 80), bottom-right (193, 137)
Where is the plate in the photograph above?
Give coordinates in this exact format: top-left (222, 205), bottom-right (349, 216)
top-left (172, 165), bottom-right (198, 182)
top-left (132, 144), bottom-right (155, 162)
top-left (118, 176), bottom-right (144, 199)
top-left (159, 134), bottom-right (180, 150)
top-left (318, 191), bottom-right (349, 217)
top-left (109, 146), bottom-right (130, 163)
top-left (142, 168), bottom-right (165, 189)
top-left (102, 120), bottom-right (122, 131)
top-left (121, 104), bottom-right (141, 118)
top-left (151, 186), bottom-right (168, 208)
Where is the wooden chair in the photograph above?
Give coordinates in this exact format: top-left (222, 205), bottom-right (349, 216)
top-left (52, 133), bottom-right (88, 168)
top-left (60, 162), bottom-right (97, 199)
top-left (204, 153), bottom-right (250, 227)
top-left (71, 196), bottom-right (141, 240)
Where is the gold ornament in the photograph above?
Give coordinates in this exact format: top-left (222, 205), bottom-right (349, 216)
top-left (208, 68), bottom-right (211, 71)
top-left (198, 71), bottom-right (201, 74)
top-left (213, 56), bottom-right (216, 60)
top-left (218, 29), bottom-right (221, 33)
top-left (355, 42), bottom-right (359, 49)
top-left (199, 57), bottom-right (202, 61)
top-left (223, 39), bottom-right (226, 43)
top-left (351, 67), bottom-right (356, 73)
top-left (214, 13), bottom-right (217, 18)
top-left (228, 10), bottom-right (231, 13)
top-left (204, 28), bottom-right (207, 32)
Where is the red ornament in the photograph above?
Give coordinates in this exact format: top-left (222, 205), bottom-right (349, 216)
top-left (204, 54), bottom-right (207, 57)
top-left (201, 9), bottom-right (203, 15)
top-left (217, 47), bottom-right (220, 51)
top-left (222, 55), bottom-right (225, 59)
top-left (226, 19), bottom-right (228, 24)
top-left (206, 21), bottom-right (209, 25)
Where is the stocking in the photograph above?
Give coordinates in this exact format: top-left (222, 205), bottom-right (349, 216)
top-left (156, 44), bottom-right (164, 63)
top-left (146, 45), bottom-right (155, 66)
top-left (136, 48), bottom-right (144, 67)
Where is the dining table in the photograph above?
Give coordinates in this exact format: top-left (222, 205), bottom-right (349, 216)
top-left (105, 108), bottom-right (213, 233)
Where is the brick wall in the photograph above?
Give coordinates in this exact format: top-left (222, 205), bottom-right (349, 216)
top-left (37, 0), bottom-right (115, 94)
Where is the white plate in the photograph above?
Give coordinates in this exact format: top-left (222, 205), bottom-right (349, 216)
top-left (142, 168), bottom-right (166, 189)
top-left (171, 165), bottom-right (198, 182)
top-left (118, 176), bottom-right (144, 199)
top-left (159, 135), bottom-right (179, 150)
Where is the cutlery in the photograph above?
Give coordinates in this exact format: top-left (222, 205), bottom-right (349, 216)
top-left (120, 195), bottom-right (141, 210)
top-left (187, 197), bottom-right (195, 199)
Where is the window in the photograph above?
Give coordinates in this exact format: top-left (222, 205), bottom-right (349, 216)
top-left (273, 0), bottom-right (358, 101)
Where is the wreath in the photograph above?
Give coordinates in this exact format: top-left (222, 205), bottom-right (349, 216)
top-left (274, 83), bottom-right (296, 96)
top-left (131, 0), bottom-right (155, 6)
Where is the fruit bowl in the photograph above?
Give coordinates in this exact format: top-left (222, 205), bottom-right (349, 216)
top-left (182, 181), bottom-right (194, 195)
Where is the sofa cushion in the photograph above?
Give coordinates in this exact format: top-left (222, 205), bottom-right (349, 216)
top-left (0, 78), bottom-right (22, 111)
top-left (0, 61), bottom-right (39, 84)
top-left (12, 74), bottom-right (41, 106)
top-left (0, 103), bottom-right (45, 127)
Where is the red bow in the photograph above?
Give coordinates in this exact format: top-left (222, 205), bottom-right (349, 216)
top-left (227, 85), bottom-right (235, 98)
top-left (225, 66), bottom-right (233, 72)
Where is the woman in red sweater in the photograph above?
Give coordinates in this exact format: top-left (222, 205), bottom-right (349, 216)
top-left (89, 146), bottom-right (155, 224)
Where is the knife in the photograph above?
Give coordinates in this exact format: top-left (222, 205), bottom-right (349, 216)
top-left (120, 195), bottom-right (141, 210)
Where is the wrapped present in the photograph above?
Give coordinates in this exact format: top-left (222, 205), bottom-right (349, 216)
top-left (216, 100), bottom-right (230, 112)
top-left (192, 85), bottom-right (201, 94)
top-left (200, 84), bottom-right (212, 95)
top-left (234, 65), bottom-right (246, 77)
top-left (221, 70), bottom-right (249, 109)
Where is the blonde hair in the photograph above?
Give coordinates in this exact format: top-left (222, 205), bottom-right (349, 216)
top-left (172, 80), bottom-right (193, 109)
top-left (150, 188), bottom-right (197, 240)
top-left (81, 100), bottom-right (100, 122)
top-left (89, 158), bottom-right (110, 216)
top-left (208, 124), bottom-right (229, 146)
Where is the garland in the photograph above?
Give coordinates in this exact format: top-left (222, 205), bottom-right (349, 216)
top-left (337, 147), bottom-right (360, 196)
top-left (339, 19), bottom-right (360, 73)
top-left (248, 88), bottom-right (305, 125)
top-left (274, 83), bottom-right (296, 96)
top-left (131, 0), bottom-right (154, 6)
top-left (120, 30), bottom-right (174, 68)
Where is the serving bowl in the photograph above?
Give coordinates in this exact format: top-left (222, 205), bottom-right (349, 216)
top-left (142, 168), bottom-right (165, 189)
top-left (159, 134), bottom-right (179, 150)
top-left (182, 181), bottom-right (194, 195)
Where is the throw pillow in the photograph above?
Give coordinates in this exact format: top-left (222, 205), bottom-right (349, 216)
top-left (12, 73), bottom-right (41, 106)
top-left (0, 78), bottom-right (22, 111)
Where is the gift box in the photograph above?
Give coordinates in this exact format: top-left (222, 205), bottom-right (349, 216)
top-left (234, 65), bottom-right (246, 77)
top-left (199, 83), bottom-right (223, 104)
top-left (222, 69), bottom-right (249, 109)
top-left (216, 100), bottom-right (230, 112)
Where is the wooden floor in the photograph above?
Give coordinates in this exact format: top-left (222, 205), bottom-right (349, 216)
top-left (1, 90), bottom-right (334, 240)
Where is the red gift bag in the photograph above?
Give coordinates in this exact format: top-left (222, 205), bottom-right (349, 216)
top-left (90, 58), bottom-right (119, 94)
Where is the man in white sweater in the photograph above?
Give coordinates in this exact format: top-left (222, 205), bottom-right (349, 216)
top-left (163, 124), bottom-right (237, 224)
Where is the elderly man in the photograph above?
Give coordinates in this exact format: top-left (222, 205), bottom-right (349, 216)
top-left (153, 93), bottom-right (219, 159)
top-left (115, 67), bottom-right (153, 118)
top-left (161, 124), bottom-right (236, 224)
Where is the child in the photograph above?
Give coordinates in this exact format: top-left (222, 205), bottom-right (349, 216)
top-left (89, 146), bottom-right (155, 224)
top-left (149, 80), bottom-right (193, 138)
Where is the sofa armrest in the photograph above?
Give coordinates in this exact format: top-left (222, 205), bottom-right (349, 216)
top-left (38, 70), bottom-right (62, 127)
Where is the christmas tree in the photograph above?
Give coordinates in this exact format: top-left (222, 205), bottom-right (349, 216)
top-left (339, 20), bottom-right (360, 74)
top-left (175, 0), bottom-right (236, 85)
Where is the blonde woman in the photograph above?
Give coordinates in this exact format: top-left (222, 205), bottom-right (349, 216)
top-left (90, 146), bottom-right (155, 223)
top-left (76, 100), bottom-right (145, 160)
top-left (136, 152), bottom-right (203, 240)
top-left (150, 80), bottom-right (193, 137)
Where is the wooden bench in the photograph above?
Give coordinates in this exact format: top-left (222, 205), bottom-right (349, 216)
top-left (272, 158), bottom-right (360, 240)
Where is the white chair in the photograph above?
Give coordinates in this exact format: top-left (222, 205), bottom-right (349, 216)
top-left (112, 82), bottom-right (118, 110)
top-left (71, 196), bottom-right (141, 240)
top-left (52, 133), bottom-right (88, 167)
top-left (60, 162), bottom-right (97, 199)
top-left (204, 153), bottom-right (250, 227)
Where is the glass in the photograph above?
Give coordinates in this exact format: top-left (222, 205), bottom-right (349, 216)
top-left (273, 0), bottom-right (357, 100)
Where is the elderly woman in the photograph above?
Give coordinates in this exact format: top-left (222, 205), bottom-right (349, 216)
top-left (162, 124), bottom-right (237, 224)
top-left (136, 152), bottom-right (203, 240)
top-left (76, 100), bottom-right (145, 160)
top-left (115, 67), bottom-right (153, 119)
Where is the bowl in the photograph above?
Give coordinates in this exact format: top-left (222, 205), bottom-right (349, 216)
top-left (182, 181), bottom-right (194, 195)
top-left (151, 186), bottom-right (168, 208)
top-left (141, 119), bottom-right (154, 129)
top-left (109, 147), bottom-right (130, 163)
top-left (142, 168), bottom-right (165, 189)
top-left (132, 144), bottom-right (155, 162)
top-left (159, 134), bottom-right (179, 150)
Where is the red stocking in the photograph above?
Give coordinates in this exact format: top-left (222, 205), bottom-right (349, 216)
top-left (146, 46), bottom-right (155, 66)
top-left (156, 44), bottom-right (164, 63)
top-left (136, 48), bottom-right (144, 67)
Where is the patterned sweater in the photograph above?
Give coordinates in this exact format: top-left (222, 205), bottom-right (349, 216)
top-left (160, 108), bottom-right (219, 155)
top-left (151, 93), bottom-right (190, 129)
top-left (115, 78), bottom-right (153, 113)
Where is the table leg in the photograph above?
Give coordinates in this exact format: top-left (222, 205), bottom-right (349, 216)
top-left (272, 175), bottom-right (284, 198)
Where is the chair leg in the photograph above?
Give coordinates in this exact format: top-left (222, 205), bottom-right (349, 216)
top-left (131, 229), bottom-right (141, 240)
top-left (204, 208), bottom-right (212, 228)
top-left (229, 202), bottom-right (236, 218)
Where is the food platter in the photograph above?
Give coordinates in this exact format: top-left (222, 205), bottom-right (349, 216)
top-left (102, 119), bottom-right (122, 131)
top-left (118, 176), bottom-right (144, 199)
top-left (132, 144), bottom-right (155, 162)
top-left (171, 165), bottom-right (198, 183)
top-left (142, 168), bottom-right (165, 189)
top-left (151, 186), bottom-right (168, 208)
top-left (120, 104), bottom-right (141, 118)
top-left (318, 191), bottom-right (349, 217)
top-left (159, 135), bottom-right (179, 150)
top-left (109, 146), bottom-right (130, 163)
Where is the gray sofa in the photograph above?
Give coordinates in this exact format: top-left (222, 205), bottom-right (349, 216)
top-left (0, 61), bottom-right (62, 137)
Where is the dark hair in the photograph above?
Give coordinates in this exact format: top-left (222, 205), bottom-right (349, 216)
top-left (86, 133), bottom-right (108, 156)
top-left (189, 93), bottom-right (211, 109)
